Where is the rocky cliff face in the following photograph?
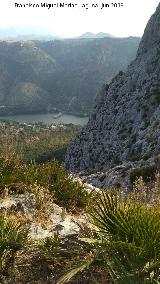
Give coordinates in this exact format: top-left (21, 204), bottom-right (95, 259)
top-left (66, 4), bottom-right (160, 172)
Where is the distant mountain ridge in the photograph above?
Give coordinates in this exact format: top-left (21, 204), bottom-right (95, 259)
top-left (0, 36), bottom-right (140, 115)
top-left (78, 32), bottom-right (115, 39)
top-left (0, 28), bottom-right (115, 41)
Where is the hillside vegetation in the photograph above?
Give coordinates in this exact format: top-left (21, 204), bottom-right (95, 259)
top-left (0, 121), bottom-right (81, 163)
top-left (0, 37), bottom-right (140, 115)
top-left (0, 121), bottom-right (159, 283)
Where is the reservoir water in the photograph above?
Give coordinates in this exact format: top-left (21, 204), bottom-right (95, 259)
top-left (0, 113), bottom-right (89, 126)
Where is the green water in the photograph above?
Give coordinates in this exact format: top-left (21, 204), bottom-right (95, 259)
top-left (0, 113), bottom-right (89, 125)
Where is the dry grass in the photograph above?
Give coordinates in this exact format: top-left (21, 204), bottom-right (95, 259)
top-left (27, 184), bottom-right (54, 228)
top-left (127, 172), bottom-right (160, 205)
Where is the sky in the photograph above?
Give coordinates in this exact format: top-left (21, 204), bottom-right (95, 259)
top-left (0, 0), bottom-right (159, 37)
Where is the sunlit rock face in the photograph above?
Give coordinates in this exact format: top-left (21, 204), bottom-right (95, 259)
top-left (66, 4), bottom-right (160, 172)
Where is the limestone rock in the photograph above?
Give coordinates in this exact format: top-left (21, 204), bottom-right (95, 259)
top-left (66, 4), bottom-right (160, 174)
top-left (0, 193), bottom-right (89, 240)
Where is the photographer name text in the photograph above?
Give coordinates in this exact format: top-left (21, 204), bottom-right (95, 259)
top-left (14, 2), bottom-right (124, 10)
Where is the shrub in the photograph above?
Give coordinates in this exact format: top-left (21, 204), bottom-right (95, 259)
top-left (0, 213), bottom-right (29, 276)
top-left (128, 154), bottom-right (142, 162)
top-left (22, 161), bottom-right (66, 187)
top-left (130, 165), bottom-right (157, 184)
top-left (0, 156), bottom-right (21, 188)
top-left (118, 70), bottom-right (124, 76)
top-left (23, 161), bottom-right (90, 210)
top-left (0, 155), bottom-right (90, 211)
top-left (51, 176), bottom-right (91, 210)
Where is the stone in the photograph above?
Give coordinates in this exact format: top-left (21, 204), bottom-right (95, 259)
top-left (66, 4), bottom-right (160, 180)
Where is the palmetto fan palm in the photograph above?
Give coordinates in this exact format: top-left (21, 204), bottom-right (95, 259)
top-left (0, 213), bottom-right (29, 275)
top-left (57, 192), bottom-right (160, 284)
top-left (91, 192), bottom-right (160, 283)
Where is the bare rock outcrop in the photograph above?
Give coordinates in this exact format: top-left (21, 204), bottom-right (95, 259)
top-left (66, 4), bottom-right (160, 173)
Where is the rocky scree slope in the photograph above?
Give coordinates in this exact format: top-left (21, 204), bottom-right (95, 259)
top-left (66, 4), bottom-right (160, 173)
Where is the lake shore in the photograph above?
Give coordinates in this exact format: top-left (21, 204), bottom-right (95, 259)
top-left (0, 113), bottom-right (89, 126)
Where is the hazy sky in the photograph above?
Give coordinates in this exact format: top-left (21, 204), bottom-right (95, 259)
top-left (0, 0), bottom-right (160, 37)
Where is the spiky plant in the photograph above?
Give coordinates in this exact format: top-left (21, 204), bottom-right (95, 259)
top-left (55, 191), bottom-right (160, 284)
top-left (39, 233), bottom-right (96, 284)
top-left (0, 213), bottom-right (29, 276)
top-left (90, 192), bottom-right (160, 283)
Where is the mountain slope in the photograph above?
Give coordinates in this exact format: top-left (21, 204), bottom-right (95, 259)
top-left (0, 41), bottom-right (56, 114)
top-left (0, 37), bottom-right (140, 115)
top-left (66, 4), bottom-right (160, 172)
